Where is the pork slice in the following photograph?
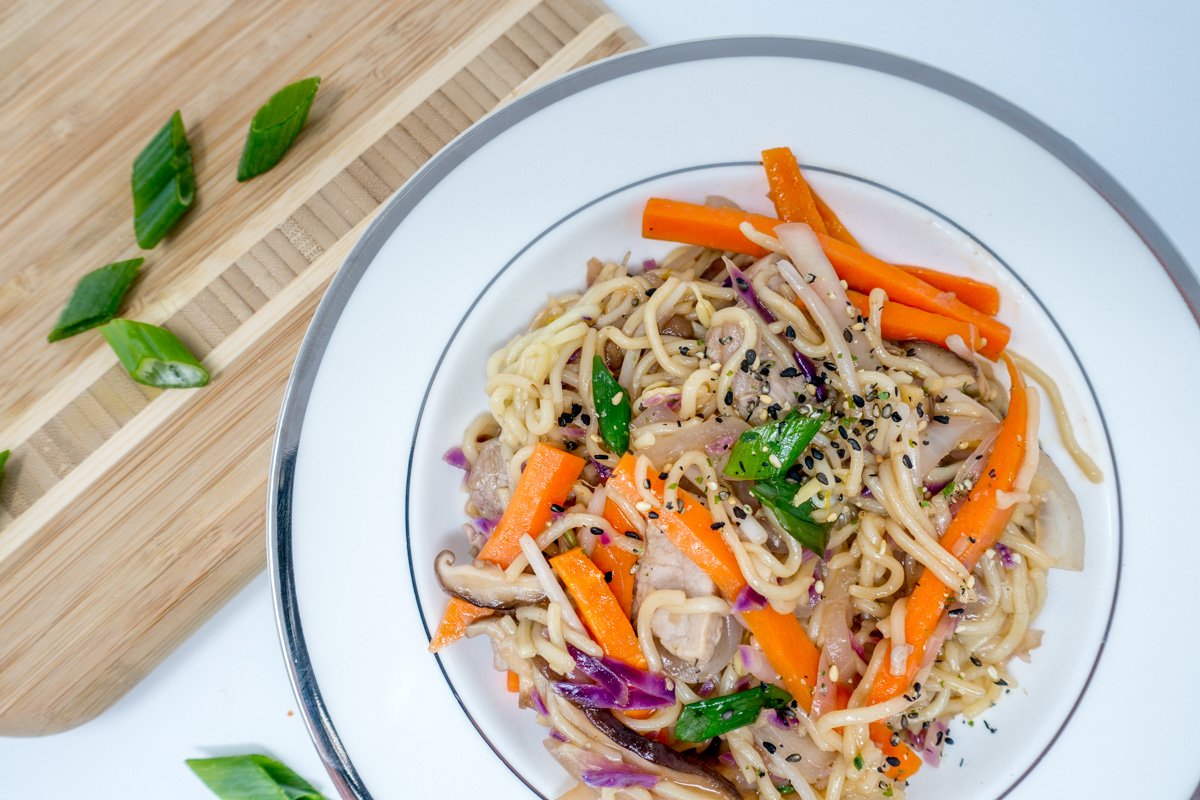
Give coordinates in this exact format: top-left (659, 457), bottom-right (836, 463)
top-left (467, 439), bottom-right (509, 519)
top-left (634, 524), bottom-right (722, 663)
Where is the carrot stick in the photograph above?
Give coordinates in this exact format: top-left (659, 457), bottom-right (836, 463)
top-left (897, 265), bottom-right (1001, 316)
top-left (477, 442), bottom-right (585, 568)
top-left (845, 290), bottom-right (983, 353)
top-left (866, 356), bottom-right (1030, 775)
top-left (590, 543), bottom-right (639, 618)
top-left (761, 147), bottom-right (827, 233)
top-left (429, 597), bottom-right (492, 653)
top-left (551, 547), bottom-right (647, 670)
top-left (640, 198), bottom-right (1010, 359)
top-left (813, 193), bottom-right (860, 247)
top-left (507, 671), bottom-right (520, 693)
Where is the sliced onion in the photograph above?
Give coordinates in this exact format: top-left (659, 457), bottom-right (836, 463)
top-left (635, 415), bottom-right (749, 468)
top-left (736, 644), bottom-right (780, 685)
top-left (818, 564), bottom-right (858, 681)
top-left (660, 614), bottom-right (741, 684)
top-left (917, 415), bottom-right (997, 481)
top-left (1029, 453), bottom-right (1085, 571)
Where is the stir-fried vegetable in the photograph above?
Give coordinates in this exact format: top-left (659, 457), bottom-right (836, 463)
top-left (640, 198), bottom-right (1010, 359)
top-left (428, 596), bottom-right (492, 653)
top-left (761, 147), bottom-right (826, 233)
top-left (591, 355), bottom-right (631, 454)
top-left (476, 442), bottom-right (585, 568)
top-left (589, 542), bottom-right (639, 618)
top-left (551, 548), bottom-right (646, 669)
top-left (48, 258), bottom-right (143, 342)
top-left (606, 455), bottom-right (822, 710)
top-left (724, 409), bottom-right (827, 480)
top-left (845, 290), bottom-right (983, 353)
top-left (675, 682), bottom-right (792, 742)
top-left (866, 355), bottom-right (1030, 779)
top-left (896, 265), bottom-right (1001, 316)
top-left (552, 645), bottom-right (674, 711)
top-left (750, 479), bottom-right (830, 555)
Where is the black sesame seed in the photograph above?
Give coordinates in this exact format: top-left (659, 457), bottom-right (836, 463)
top-left (732, 506), bottom-right (747, 520)
top-left (724, 390), bottom-right (734, 406)
top-left (785, 325), bottom-right (796, 340)
top-left (565, 440), bottom-right (578, 451)
top-left (710, 522), bottom-right (726, 530)
top-left (812, 449), bottom-right (824, 461)
top-left (594, 453), bottom-right (609, 460)
top-left (624, 531), bottom-right (641, 540)
top-left (603, 571), bottom-right (614, 583)
top-left (852, 394), bottom-right (865, 408)
top-left (647, 511), bottom-right (659, 519)
top-left (848, 438), bottom-right (861, 451)
top-left (891, 412), bottom-right (903, 423)
top-left (658, 471), bottom-right (669, 480)
top-left (780, 367), bottom-right (799, 378)
top-left (866, 429), bottom-right (879, 442)
top-left (970, 656), bottom-right (983, 667)
top-left (902, 455), bottom-right (913, 469)
top-left (645, 287), bottom-right (657, 297)
top-left (762, 742), bottom-right (777, 754)
top-left (816, 473), bottom-right (830, 485)
top-left (550, 504), bottom-right (565, 513)
top-left (590, 527), bottom-right (604, 536)
top-left (581, 413), bottom-right (592, 425)
top-left (842, 328), bottom-right (853, 343)
top-left (786, 754), bottom-right (801, 763)
top-left (886, 756), bottom-right (902, 768)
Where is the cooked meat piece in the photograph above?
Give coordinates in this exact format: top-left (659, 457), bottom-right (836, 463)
top-left (466, 439), bottom-right (508, 519)
top-left (634, 524), bottom-right (722, 664)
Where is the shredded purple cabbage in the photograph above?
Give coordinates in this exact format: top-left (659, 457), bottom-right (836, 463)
top-left (473, 517), bottom-right (500, 537)
top-left (642, 258), bottom-right (659, 271)
top-left (732, 585), bottom-right (767, 613)
top-left (727, 264), bottom-right (776, 322)
top-left (443, 446), bottom-right (469, 471)
top-left (995, 542), bottom-right (1018, 569)
top-left (582, 765), bottom-right (659, 790)
top-left (793, 351), bottom-right (827, 402)
top-left (551, 646), bottom-right (674, 711)
top-left (531, 688), bottom-right (549, 716)
top-left (568, 348), bottom-right (581, 363)
top-left (549, 729), bottom-right (568, 742)
top-left (591, 459), bottom-right (613, 482)
top-left (706, 433), bottom-right (737, 455)
top-left (907, 719), bottom-right (949, 767)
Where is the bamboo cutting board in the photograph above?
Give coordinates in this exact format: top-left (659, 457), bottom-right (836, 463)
top-left (0, 0), bottom-right (641, 735)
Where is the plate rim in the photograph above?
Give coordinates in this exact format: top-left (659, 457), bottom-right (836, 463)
top-left (266, 35), bottom-right (1197, 800)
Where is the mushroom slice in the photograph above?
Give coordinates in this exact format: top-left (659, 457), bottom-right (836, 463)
top-left (434, 550), bottom-right (546, 609)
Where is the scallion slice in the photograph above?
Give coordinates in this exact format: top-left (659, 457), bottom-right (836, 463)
top-left (237, 77), bottom-right (321, 181)
top-left (100, 319), bottom-right (209, 388)
top-left (132, 110), bottom-right (195, 249)
top-left (186, 754), bottom-right (325, 800)
top-left (47, 258), bottom-right (142, 342)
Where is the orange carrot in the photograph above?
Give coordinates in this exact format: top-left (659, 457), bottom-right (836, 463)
top-left (813, 193), bottom-right (860, 247)
top-left (761, 147), bottom-right (827, 233)
top-left (605, 455), bottom-right (820, 709)
top-left (869, 722), bottom-right (924, 781)
top-left (507, 671), bottom-right (520, 693)
top-left (816, 235), bottom-right (1009, 359)
top-left (845, 290), bottom-right (983, 353)
top-left (551, 547), bottom-right (647, 670)
top-left (429, 597), bottom-right (492, 653)
top-left (866, 356), bottom-right (1030, 776)
top-left (640, 198), bottom-right (1010, 358)
top-left (897, 265), bottom-right (1001, 316)
top-left (477, 442), bottom-right (585, 568)
top-left (590, 543), bottom-right (639, 619)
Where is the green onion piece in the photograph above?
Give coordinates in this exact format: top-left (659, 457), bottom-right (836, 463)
top-left (100, 319), bottom-right (209, 388)
top-left (941, 482), bottom-right (956, 497)
top-left (47, 258), bottom-right (143, 342)
top-left (132, 111), bottom-right (195, 249)
top-left (186, 754), bottom-right (325, 800)
top-left (778, 784), bottom-right (797, 796)
top-left (723, 409), bottom-right (828, 480)
top-left (675, 682), bottom-right (792, 742)
top-left (237, 77), bottom-right (321, 181)
top-left (751, 478), bottom-right (831, 556)
top-left (591, 355), bottom-right (631, 454)
top-left (0, 450), bottom-right (9, 488)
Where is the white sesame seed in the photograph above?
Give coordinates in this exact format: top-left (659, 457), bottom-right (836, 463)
top-left (986, 665), bottom-right (999, 680)
top-left (611, 392), bottom-right (624, 405)
top-left (966, 575), bottom-right (976, 588)
top-left (768, 454), bottom-right (783, 469)
top-left (635, 501), bottom-right (652, 513)
top-left (829, 665), bottom-right (840, 683)
top-left (814, 580), bottom-right (825, 594)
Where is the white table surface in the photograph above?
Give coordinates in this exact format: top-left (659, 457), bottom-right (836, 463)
top-left (6, 2), bottom-right (1198, 797)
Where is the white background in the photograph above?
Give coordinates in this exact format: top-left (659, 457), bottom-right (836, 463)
top-left (5, 2), bottom-right (1198, 797)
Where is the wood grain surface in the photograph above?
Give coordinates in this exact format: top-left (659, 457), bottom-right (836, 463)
top-left (0, 0), bottom-right (641, 735)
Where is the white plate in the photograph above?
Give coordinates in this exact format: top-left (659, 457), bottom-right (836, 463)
top-left (268, 38), bottom-right (1200, 800)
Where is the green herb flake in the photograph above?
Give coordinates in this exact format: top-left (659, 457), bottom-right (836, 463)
top-left (238, 77), bottom-right (321, 181)
top-left (853, 754), bottom-right (864, 770)
top-left (751, 478), bottom-right (830, 555)
top-left (723, 409), bottom-right (828, 480)
top-left (777, 784), bottom-right (796, 795)
top-left (48, 258), bottom-right (143, 342)
top-left (100, 319), bottom-right (210, 388)
top-left (941, 482), bottom-right (956, 497)
top-left (186, 754), bottom-right (326, 800)
top-left (591, 355), bottom-right (631, 454)
top-left (132, 111), bottom-right (195, 249)
top-left (675, 682), bottom-right (792, 742)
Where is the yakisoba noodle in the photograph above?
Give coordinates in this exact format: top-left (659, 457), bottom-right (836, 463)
top-left (431, 154), bottom-right (1092, 800)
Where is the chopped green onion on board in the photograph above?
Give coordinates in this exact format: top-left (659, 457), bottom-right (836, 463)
top-left (132, 111), bottom-right (195, 249)
top-left (186, 754), bottom-right (326, 800)
top-left (100, 319), bottom-right (210, 388)
top-left (47, 258), bottom-right (142, 342)
top-left (237, 77), bottom-right (321, 181)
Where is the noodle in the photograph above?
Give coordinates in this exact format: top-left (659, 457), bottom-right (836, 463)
top-left (432, 187), bottom-right (1083, 800)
